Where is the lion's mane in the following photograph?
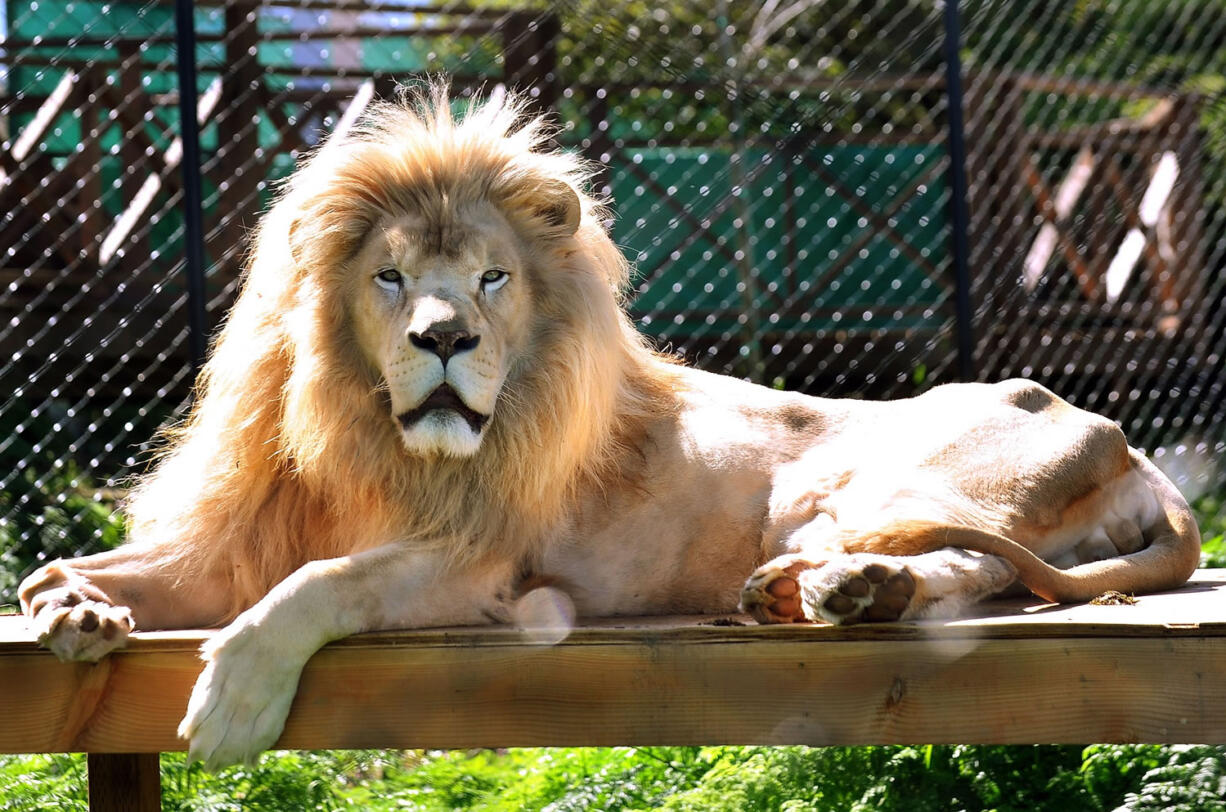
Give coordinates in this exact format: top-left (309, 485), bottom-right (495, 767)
top-left (125, 86), bottom-right (678, 619)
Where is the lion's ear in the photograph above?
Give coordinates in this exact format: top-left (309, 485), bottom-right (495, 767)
top-left (534, 178), bottom-right (581, 236)
top-left (285, 205), bottom-right (369, 273)
top-left (510, 176), bottom-right (581, 238)
top-left (287, 215), bottom-right (310, 269)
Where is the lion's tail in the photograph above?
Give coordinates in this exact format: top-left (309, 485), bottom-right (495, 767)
top-left (845, 449), bottom-right (1202, 603)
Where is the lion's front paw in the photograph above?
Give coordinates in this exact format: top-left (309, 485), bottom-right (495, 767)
top-left (25, 581), bottom-right (133, 662)
top-left (800, 555), bottom-right (916, 625)
top-left (178, 624), bottom-right (303, 770)
top-left (740, 555), bottom-right (825, 624)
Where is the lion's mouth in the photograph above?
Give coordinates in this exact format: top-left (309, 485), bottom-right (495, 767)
top-left (398, 384), bottom-right (489, 433)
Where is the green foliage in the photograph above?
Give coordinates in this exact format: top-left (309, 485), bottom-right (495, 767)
top-left (1194, 494), bottom-right (1226, 568)
top-left (1, 750), bottom-right (381, 811)
top-left (656, 747), bottom-right (878, 810)
top-left (1080, 744), bottom-right (1168, 809)
top-left (0, 462), bottom-right (126, 608)
top-left (0, 753), bottom-right (87, 811)
top-left (1084, 745), bottom-right (1226, 812)
top-left (348, 745), bottom-right (1226, 811)
top-left (9, 745), bottom-right (1226, 811)
top-left (161, 751), bottom-right (350, 810)
top-left (343, 747), bottom-right (716, 810)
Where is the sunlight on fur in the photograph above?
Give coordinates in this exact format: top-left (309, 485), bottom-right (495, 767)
top-left (124, 84), bottom-right (679, 618)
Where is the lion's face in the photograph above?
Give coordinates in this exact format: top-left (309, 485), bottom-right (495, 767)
top-left (348, 202), bottom-right (534, 457)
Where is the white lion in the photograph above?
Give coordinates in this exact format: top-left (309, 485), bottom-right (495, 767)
top-left (20, 86), bottom-right (1200, 768)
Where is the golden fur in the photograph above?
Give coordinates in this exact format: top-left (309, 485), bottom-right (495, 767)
top-left (124, 87), bottom-right (680, 617)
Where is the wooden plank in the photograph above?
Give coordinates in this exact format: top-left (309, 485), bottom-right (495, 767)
top-left (2, 570), bottom-right (1225, 754)
top-left (4, 70), bottom-right (76, 164)
top-left (99, 77), bottom-right (223, 265)
top-left (87, 753), bottom-right (160, 812)
top-left (1023, 147), bottom-right (1095, 290)
top-left (210, 0), bottom-right (265, 283)
top-left (1021, 156), bottom-right (1097, 298)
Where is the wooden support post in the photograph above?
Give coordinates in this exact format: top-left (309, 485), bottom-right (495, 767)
top-left (963, 74), bottom-right (1031, 338)
top-left (212, 0), bottom-right (265, 292)
top-left (1159, 95), bottom-right (1206, 325)
top-left (501, 11), bottom-right (560, 114)
top-left (115, 42), bottom-right (146, 207)
top-left (110, 41), bottom-right (148, 288)
top-left (585, 92), bottom-right (612, 199)
top-left (941, 0), bottom-right (976, 382)
top-left (87, 753), bottom-right (160, 812)
top-left (77, 72), bottom-right (105, 266)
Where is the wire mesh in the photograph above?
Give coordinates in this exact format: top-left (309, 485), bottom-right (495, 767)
top-left (1, 0), bottom-right (1224, 603)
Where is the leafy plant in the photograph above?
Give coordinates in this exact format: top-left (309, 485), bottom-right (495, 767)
top-left (0, 462), bottom-right (126, 608)
top-left (1085, 745), bottom-right (1226, 812)
top-left (1194, 494), bottom-right (1226, 568)
top-left (5, 744), bottom-right (1226, 811)
top-left (0, 753), bottom-right (88, 812)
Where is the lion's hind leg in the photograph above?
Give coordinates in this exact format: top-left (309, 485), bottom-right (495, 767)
top-left (742, 549), bottom-right (1016, 626)
top-left (740, 554), bottom-right (827, 623)
top-left (741, 553), bottom-right (916, 624)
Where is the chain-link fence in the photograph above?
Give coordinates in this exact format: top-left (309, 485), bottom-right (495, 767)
top-left (2, 0), bottom-right (1224, 602)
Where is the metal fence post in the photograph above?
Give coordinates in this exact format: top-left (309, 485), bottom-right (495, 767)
top-left (941, 0), bottom-right (976, 382)
top-left (174, 0), bottom-right (209, 375)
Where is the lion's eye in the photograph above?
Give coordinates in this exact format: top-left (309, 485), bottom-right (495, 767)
top-left (374, 268), bottom-right (403, 288)
top-left (480, 268), bottom-right (509, 292)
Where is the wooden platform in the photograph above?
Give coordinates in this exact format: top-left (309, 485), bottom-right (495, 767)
top-left (4, 569), bottom-right (1226, 758)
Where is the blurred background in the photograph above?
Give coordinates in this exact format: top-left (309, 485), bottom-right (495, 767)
top-left (1, 0), bottom-right (1224, 599)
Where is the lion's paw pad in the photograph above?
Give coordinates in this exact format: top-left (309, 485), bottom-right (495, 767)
top-left (740, 557), bottom-right (824, 624)
top-left (803, 559), bottom-right (916, 625)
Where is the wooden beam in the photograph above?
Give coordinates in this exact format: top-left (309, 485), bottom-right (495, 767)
top-left (329, 79), bottom-right (377, 145)
top-left (2, 570), bottom-right (1225, 755)
top-left (1023, 146), bottom-right (1095, 290)
top-left (87, 753), bottom-right (160, 812)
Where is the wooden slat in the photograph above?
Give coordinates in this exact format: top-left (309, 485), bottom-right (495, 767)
top-left (2, 570), bottom-right (1225, 754)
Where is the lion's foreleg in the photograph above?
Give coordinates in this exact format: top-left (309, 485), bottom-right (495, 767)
top-left (19, 543), bottom-right (232, 661)
top-left (177, 542), bottom-right (515, 770)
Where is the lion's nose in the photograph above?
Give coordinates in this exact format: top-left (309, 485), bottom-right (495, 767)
top-left (410, 328), bottom-right (480, 365)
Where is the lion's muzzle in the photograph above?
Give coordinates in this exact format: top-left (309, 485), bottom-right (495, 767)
top-left (398, 384), bottom-right (489, 433)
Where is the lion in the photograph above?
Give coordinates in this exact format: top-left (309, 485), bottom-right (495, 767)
top-left (19, 86), bottom-right (1201, 769)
